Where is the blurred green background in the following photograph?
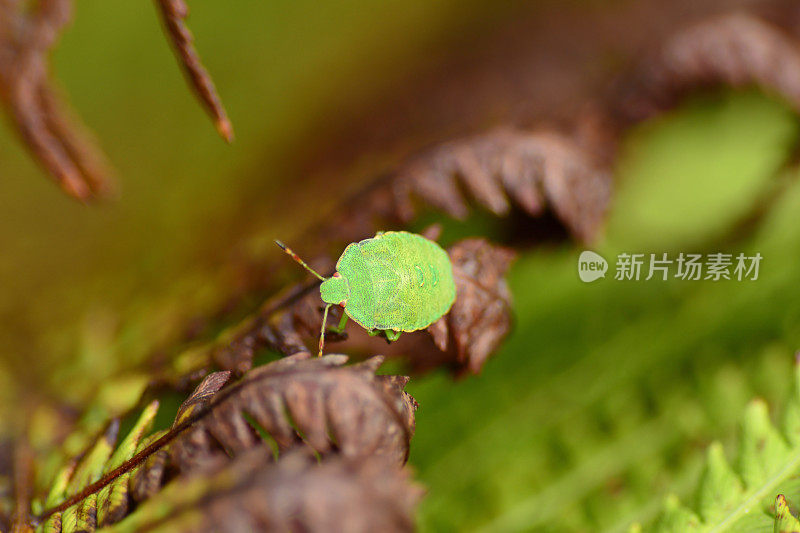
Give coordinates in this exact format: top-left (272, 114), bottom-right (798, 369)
top-left (2, 1), bottom-right (800, 531)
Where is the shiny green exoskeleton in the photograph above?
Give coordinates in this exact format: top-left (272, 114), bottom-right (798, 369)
top-left (276, 231), bottom-right (456, 356)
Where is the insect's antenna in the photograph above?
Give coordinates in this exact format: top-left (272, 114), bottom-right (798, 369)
top-left (275, 240), bottom-right (325, 281)
top-left (318, 303), bottom-right (332, 357)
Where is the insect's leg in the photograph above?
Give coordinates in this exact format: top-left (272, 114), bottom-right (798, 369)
top-left (367, 329), bottom-right (381, 337)
top-left (328, 311), bottom-right (349, 334)
top-left (385, 330), bottom-right (402, 342)
top-left (318, 303), bottom-right (332, 357)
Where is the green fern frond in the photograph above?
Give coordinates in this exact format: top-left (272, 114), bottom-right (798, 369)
top-left (641, 360), bottom-right (800, 532)
top-left (36, 401), bottom-right (159, 533)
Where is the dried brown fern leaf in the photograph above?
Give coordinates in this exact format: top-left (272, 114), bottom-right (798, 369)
top-left (35, 353), bottom-right (415, 528)
top-left (426, 238), bottom-right (516, 374)
top-left (609, 11), bottom-right (800, 127)
top-left (112, 447), bottom-right (423, 533)
top-left (154, 0), bottom-right (233, 142)
top-left (207, 278), bottom-right (332, 375)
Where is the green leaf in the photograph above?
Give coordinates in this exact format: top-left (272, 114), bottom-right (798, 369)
top-left (61, 421), bottom-right (119, 533)
top-left (738, 400), bottom-right (791, 489)
top-left (782, 359), bottom-right (800, 447)
top-left (37, 461), bottom-right (76, 533)
top-left (38, 402), bottom-right (162, 533)
top-left (653, 494), bottom-right (702, 532)
top-left (696, 442), bottom-right (743, 523)
top-left (645, 360), bottom-right (800, 532)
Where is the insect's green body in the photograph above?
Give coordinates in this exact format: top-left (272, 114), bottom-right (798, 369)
top-left (276, 231), bottom-right (456, 355)
top-left (320, 231), bottom-right (456, 332)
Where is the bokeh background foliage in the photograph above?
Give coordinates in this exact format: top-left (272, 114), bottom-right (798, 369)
top-left (2, 1), bottom-right (800, 531)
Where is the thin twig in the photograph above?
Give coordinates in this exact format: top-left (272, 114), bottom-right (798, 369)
top-left (154, 0), bottom-right (234, 142)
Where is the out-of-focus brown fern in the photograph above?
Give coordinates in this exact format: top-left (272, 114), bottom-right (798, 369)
top-left (0, 0), bottom-right (229, 200)
top-left (277, 128), bottom-right (611, 260)
top-left (389, 129), bottom-right (611, 243)
top-left (0, 0), bottom-right (112, 200)
top-left (607, 11), bottom-right (800, 128)
top-left (113, 448), bottom-right (423, 533)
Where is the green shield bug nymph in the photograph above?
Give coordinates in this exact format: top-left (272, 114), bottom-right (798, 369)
top-left (276, 231), bottom-right (457, 356)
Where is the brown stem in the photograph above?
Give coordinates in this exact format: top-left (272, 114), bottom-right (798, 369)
top-left (154, 0), bottom-right (234, 142)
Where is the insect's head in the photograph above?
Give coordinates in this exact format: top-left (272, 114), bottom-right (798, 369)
top-left (275, 240), bottom-right (349, 306)
top-left (320, 272), bottom-right (349, 307)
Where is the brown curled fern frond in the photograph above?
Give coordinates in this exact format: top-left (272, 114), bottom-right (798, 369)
top-left (282, 6), bottom-right (800, 265)
top-left (31, 353), bottom-right (416, 531)
top-left (111, 447), bottom-right (423, 533)
top-left (389, 128), bottom-right (612, 243)
top-left (0, 0), bottom-right (229, 200)
top-left (147, 126), bottom-right (605, 377)
top-left (281, 127), bottom-right (612, 257)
